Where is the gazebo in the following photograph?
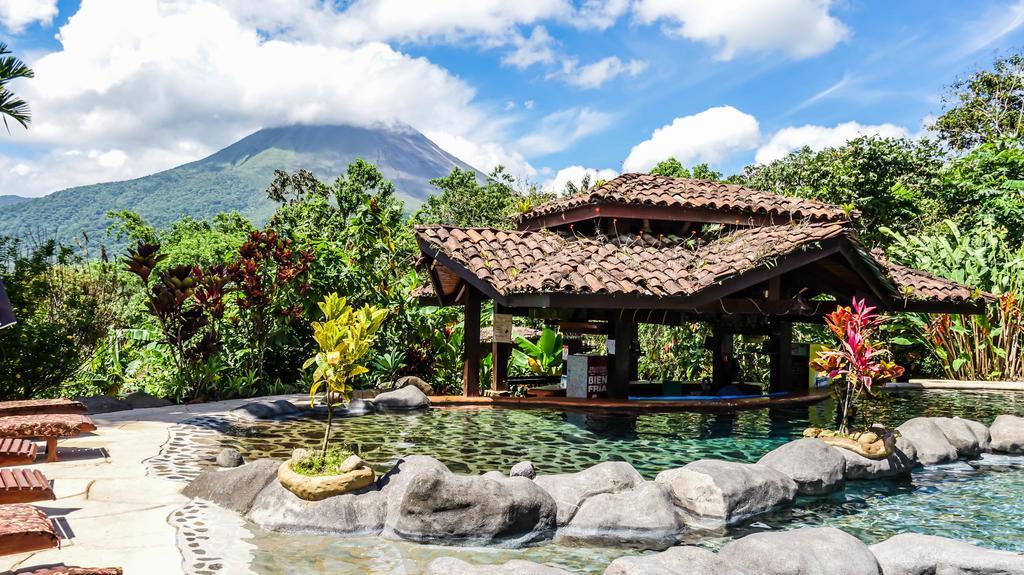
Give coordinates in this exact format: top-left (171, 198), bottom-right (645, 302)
top-left (414, 173), bottom-right (987, 403)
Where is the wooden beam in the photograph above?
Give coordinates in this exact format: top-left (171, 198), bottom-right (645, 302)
top-left (518, 203), bottom-right (810, 231)
top-left (463, 286), bottom-right (482, 397)
top-left (416, 238), bottom-right (508, 306)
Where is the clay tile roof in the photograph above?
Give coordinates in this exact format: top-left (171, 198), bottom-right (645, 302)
top-left (415, 221), bottom-right (850, 298)
top-left (518, 173), bottom-right (854, 224)
top-left (872, 250), bottom-right (993, 304)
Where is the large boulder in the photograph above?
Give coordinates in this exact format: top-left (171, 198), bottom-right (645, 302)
top-left (385, 465), bottom-right (556, 546)
top-left (655, 460), bottom-right (797, 526)
top-left (897, 418), bottom-right (959, 465)
top-left (931, 417), bottom-right (990, 458)
top-left (343, 398), bottom-right (376, 415)
top-left (719, 527), bottom-right (882, 575)
top-left (558, 482), bottom-right (683, 549)
top-left (757, 438), bottom-right (846, 495)
top-left (76, 395), bottom-right (130, 414)
top-left (377, 455), bottom-right (451, 528)
top-left (534, 461), bottom-right (644, 526)
top-left (373, 385), bottom-right (431, 411)
top-left (183, 459), bottom-right (278, 514)
top-left (246, 479), bottom-right (384, 535)
top-left (123, 391), bottom-right (173, 409)
top-left (871, 533), bottom-right (1024, 575)
top-left (604, 546), bottom-right (742, 575)
top-left (837, 436), bottom-right (919, 480)
top-left (425, 558), bottom-right (572, 575)
top-left (395, 375), bottom-right (435, 396)
top-left (231, 399), bottom-right (303, 420)
top-left (991, 414), bottom-right (1024, 454)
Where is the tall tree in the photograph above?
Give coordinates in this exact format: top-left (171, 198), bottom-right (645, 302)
top-left (649, 158), bottom-right (723, 181)
top-left (415, 166), bottom-right (545, 229)
top-left (933, 51), bottom-right (1024, 151)
top-left (0, 42), bottom-right (33, 131)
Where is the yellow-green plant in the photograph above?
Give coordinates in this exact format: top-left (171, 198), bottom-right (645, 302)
top-left (304, 292), bottom-right (388, 456)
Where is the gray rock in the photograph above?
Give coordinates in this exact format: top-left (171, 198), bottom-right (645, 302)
top-left (123, 391), bottom-right (173, 409)
top-left (719, 527), bottom-right (881, 575)
top-left (991, 414), bottom-right (1024, 454)
top-left (604, 546), bottom-right (743, 575)
top-left (216, 447), bottom-right (243, 468)
top-left (183, 459), bottom-right (278, 514)
top-left (871, 533), bottom-right (1024, 575)
top-left (897, 418), bottom-right (959, 465)
top-left (511, 461), bottom-right (536, 479)
top-left (931, 417), bottom-right (989, 458)
top-left (76, 395), bottom-right (130, 414)
top-left (534, 461), bottom-right (644, 526)
top-left (386, 467), bottom-right (556, 546)
top-left (482, 470), bottom-right (506, 480)
top-left (247, 479), bottom-right (384, 536)
top-left (395, 375), bottom-right (435, 396)
top-left (558, 481), bottom-right (684, 549)
top-left (231, 399), bottom-right (303, 421)
top-left (837, 437), bottom-right (919, 480)
top-left (378, 455), bottom-right (451, 529)
top-left (373, 385), bottom-right (431, 411)
top-left (656, 460), bottom-right (797, 526)
top-left (344, 398), bottom-right (376, 415)
top-left (425, 558), bottom-right (571, 575)
top-left (757, 438), bottom-right (846, 495)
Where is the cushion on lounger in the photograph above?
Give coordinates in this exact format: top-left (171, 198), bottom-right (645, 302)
top-left (0, 468), bottom-right (56, 504)
top-left (0, 400), bottom-right (88, 418)
top-left (0, 438), bottom-right (37, 466)
top-left (0, 504), bottom-right (59, 556)
top-left (0, 414), bottom-right (97, 439)
top-left (15, 567), bottom-right (123, 575)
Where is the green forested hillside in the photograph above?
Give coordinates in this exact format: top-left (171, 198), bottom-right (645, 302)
top-left (0, 195), bottom-right (28, 208)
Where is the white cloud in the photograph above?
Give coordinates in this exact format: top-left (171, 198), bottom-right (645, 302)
top-left (516, 107), bottom-right (614, 156)
top-left (0, 0), bottom-right (57, 32)
top-left (425, 130), bottom-right (537, 180)
top-left (502, 26), bottom-right (557, 69)
top-left (755, 121), bottom-right (911, 164)
top-left (632, 0), bottom-right (849, 60)
top-left (545, 165), bottom-right (618, 194)
top-left (560, 56), bottom-right (647, 89)
top-left (574, 0), bottom-right (631, 29)
top-left (623, 106), bottom-right (760, 172)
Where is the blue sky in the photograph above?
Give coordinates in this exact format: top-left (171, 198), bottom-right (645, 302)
top-left (2, 0), bottom-right (1024, 197)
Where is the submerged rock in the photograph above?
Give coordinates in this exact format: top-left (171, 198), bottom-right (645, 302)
top-left (871, 533), bottom-right (1024, 575)
top-left (247, 479), bottom-right (384, 535)
top-left (215, 447), bottom-right (243, 468)
top-left (386, 465), bottom-right (556, 546)
top-left (897, 418), bottom-right (959, 465)
top-left (395, 375), bottom-right (435, 396)
top-left (183, 459), bottom-right (278, 514)
top-left (534, 461), bottom-right (644, 526)
top-left (604, 546), bottom-right (741, 575)
top-left (990, 414), bottom-right (1024, 454)
top-left (511, 461), bottom-right (536, 479)
top-left (425, 558), bottom-right (572, 574)
top-left (757, 438), bottom-right (846, 496)
top-left (719, 527), bottom-right (882, 575)
top-left (231, 399), bottom-right (303, 421)
top-left (655, 460), bottom-right (797, 526)
top-left (372, 385), bottom-right (431, 411)
top-left (837, 436), bottom-right (919, 480)
top-left (557, 481), bottom-right (683, 549)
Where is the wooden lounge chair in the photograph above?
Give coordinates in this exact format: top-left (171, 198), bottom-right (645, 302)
top-left (0, 415), bottom-right (97, 463)
top-left (0, 504), bottom-right (59, 556)
top-left (0, 439), bottom-right (37, 467)
top-left (0, 469), bottom-right (55, 504)
top-left (15, 566), bottom-right (122, 575)
top-left (0, 400), bottom-right (88, 418)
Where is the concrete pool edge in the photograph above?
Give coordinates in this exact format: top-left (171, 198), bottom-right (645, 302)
top-left (889, 379), bottom-right (1024, 392)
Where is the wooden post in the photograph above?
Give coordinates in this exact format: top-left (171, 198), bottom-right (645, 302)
top-left (769, 320), bottom-right (793, 393)
top-left (463, 286), bottom-right (481, 397)
top-left (711, 325), bottom-right (733, 391)
top-left (610, 319), bottom-right (635, 399)
top-left (492, 305), bottom-right (510, 392)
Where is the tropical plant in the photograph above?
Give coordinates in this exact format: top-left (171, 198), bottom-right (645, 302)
top-left (0, 42), bottom-right (33, 131)
top-left (638, 323), bottom-right (710, 382)
top-left (933, 50), bottom-right (1024, 151)
top-left (810, 298), bottom-right (904, 433)
top-left (414, 166), bottom-right (552, 229)
top-left (512, 327), bottom-right (564, 376)
top-left (304, 293), bottom-right (388, 456)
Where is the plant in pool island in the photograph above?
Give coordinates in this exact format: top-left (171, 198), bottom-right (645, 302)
top-left (512, 327), bottom-right (564, 376)
top-left (810, 297), bottom-right (905, 436)
top-left (304, 292), bottom-right (388, 461)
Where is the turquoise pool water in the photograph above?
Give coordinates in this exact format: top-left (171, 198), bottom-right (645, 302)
top-left (210, 390), bottom-right (1024, 574)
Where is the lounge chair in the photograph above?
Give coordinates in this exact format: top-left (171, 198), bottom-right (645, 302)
top-left (0, 439), bottom-right (37, 467)
top-left (0, 415), bottom-right (97, 463)
top-left (15, 567), bottom-right (122, 575)
top-left (0, 469), bottom-right (55, 504)
top-left (0, 504), bottom-right (59, 556)
top-left (0, 400), bottom-right (87, 418)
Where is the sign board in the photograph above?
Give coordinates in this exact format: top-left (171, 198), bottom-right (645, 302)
top-left (492, 313), bottom-right (513, 343)
top-left (567, 355), bottom-right (608, 399)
